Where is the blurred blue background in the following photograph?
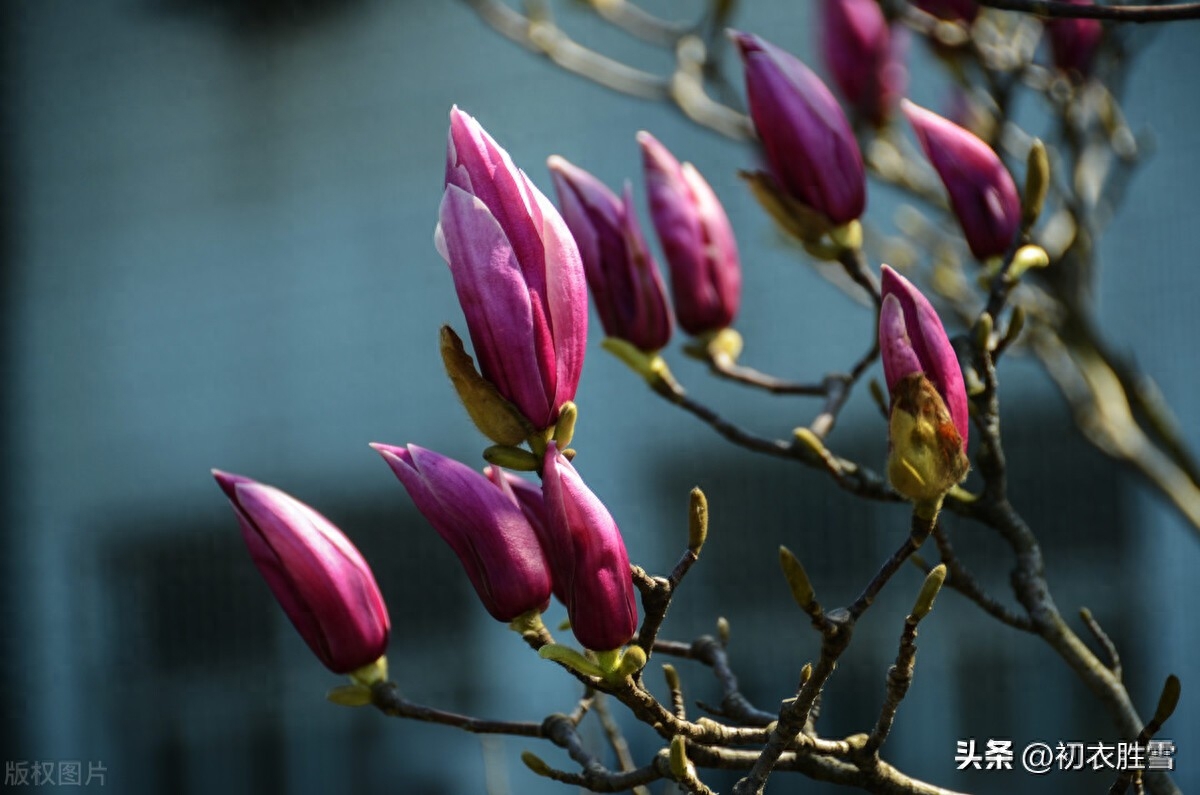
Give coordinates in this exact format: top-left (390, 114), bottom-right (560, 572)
top-left (3, 1), bottom-right (1198, 793)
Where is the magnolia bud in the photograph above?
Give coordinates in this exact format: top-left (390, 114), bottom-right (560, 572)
top-left (548, 156), bottom-right (673, 352)
top-left (879, 267), bottom-right (970, 501)
top-left (372, 443), bottom-right (553, 622)
top-left (639, 131), bottom-right (742, 336)
top-left (732, 30), bottom-right (866, 224)
top-left (213, 471), bottom-right (390, 675)
top-left (438, 107), bottom-right (587, 431)
top-left (819, 0), bottom-right (908, 126)
top-left (1044, 1), bottom-right (1103, 79)
top-left (541, 443), bottom-right (639, 652)
top-left (902, 100), bottom-right (1020, 261)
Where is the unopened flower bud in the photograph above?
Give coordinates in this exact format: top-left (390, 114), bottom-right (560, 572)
top-left (1154, 674), bottom-right (1181, 725)
top-left (548, 156), bottom-right (673, 352)
top-left (1023, 139), bottom-right (1050, 229)
top-left (669, 736), bottom-right (691, 780)
top-left (902, 100), bottom-right (1020, 261)
top-left (485, 465), bottom-right (568, 607)
top-left (213, 471), bottom-right (390, 675)
top-left (437, 107), bottom-right (587, 432)
top-left (1044, 1), bottom-right (1103, 79)
top-left (879, 266), bottom-right (970, 501)
top-left (912, 563), bottom-right (947, 620)
top-left (541, 442), bottom-right (638, 652)
top-left (521, 751), bottom-right (555, 777)
top-left (372, 443), bottom-right (552, 622)
top-left (639, 131), bottom-right (741, 336)
top-left (819, 0), bottom-right (909, 126)
top-left (688, 487), bottom-right (708, 556)
top-left (732, 30), bottom-right (866, 224)
top-left (779, 545), bottom-right (816, 611)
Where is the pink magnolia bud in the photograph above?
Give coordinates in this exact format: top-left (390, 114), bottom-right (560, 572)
top-left (638, 131), bottom-right (741, 336)
top-left (1045, 1), bottom-right (1103, 78)
top-left (436, 107), bottom-right (588, 431)
top-left (484, 465), bottom-right (568, 605)
top-left (541, 442), bottom-right (638, 652)
top-left (902, 100), bottom-right (1020, 261)
top-left (547, 156), bottom-right (673, 352)
top-left (911, 0), bottom-right (979, 22)
top-left (213, 470), bottom-right (390, 675)
top-left (372, 443), bottom-right (552, 622)
top-left (880, 266), bottom-right (968, 449)
top-left (880, 267), bottom-right (970, 501)
top-left (731, 30), bottom-right (866, 224)
top-left (819, 0), bottom-right (909, 126)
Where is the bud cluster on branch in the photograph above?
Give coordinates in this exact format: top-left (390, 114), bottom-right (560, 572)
top-left (210, 2), bottom-right (1191, 792)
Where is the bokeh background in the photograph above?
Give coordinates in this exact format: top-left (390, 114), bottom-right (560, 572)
top-left (2, 1), bottom-right (1198, 793)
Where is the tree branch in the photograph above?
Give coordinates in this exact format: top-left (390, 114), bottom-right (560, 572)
top-left (975, 0), bottom-right (1200, 22)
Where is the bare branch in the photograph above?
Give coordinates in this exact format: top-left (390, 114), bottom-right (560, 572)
top-left (590, 694), bottom-right (649, 795)
top-left (975, 0), bottom-right (1200, 22)
top-left (1080, 607), bottom-right (1123, 680)
top-left (371, 682), bottom-right (544, 736)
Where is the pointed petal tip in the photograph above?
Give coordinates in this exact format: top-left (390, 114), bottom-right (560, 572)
top-left (880, 263), bottom-right (914, 299)
top-left (369, 442), bottom-right (413, 466)
top-left (637, 132), bottom-right (677, 170)
top-left (728, 29), bottom-right (757, 55)
top-left (212, 469), bottom-right (252, 500)
top-left (900, 99), bottom-right (937, 134)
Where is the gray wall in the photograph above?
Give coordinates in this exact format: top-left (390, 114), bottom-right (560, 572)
top-left (5, 1), bottom-right (1198, 793)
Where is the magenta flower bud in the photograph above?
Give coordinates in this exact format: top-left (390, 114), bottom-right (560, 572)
top-left (547, 156), bottom-right (673, 352)
top-left (819, 0), bottom-right (909, 126)
top-left (879, 267), bottom-right (971, 501)
top-left (372, 443), bottom-right (552, 622)
top-left (638, 131), bottom-right (741, 336)
top-left (540, 442), bottom-right (638, 652)
top-left (880, 265), bottom-right (968, 451)
top-left (910, 0), bottom-right (978, 22)
top-left (902, 100), bottom-right (1020, 261)
top-left (437, 107), bottom-right (588, 431)
top-left (213, 470), bottom-right (390, 675)
top-left (485, 465), bottom-right (567, 605)
top-left (1045, 1), bottom-right (1102, 78)
top-left (731, 31), bottom-right (866, 225)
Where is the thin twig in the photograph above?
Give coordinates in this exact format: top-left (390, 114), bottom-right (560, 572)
top-left (633, 527), bottom-right (701, 662)
top-left (707, 357), bottom-right (828, 394)
top-left (649, 377), bottom-right (901, 502)
top-left (849, 512), bottom-right (938, 621)
top-left (540, 713), bottom-right (670, 791)
top-left (1080, 607), bottom-right (1123, 680)
top-left (464, 0), bottom-right (669, 98)
top-left (371, 683), bottom-right (543, 736)
top-left (731, 610), bottom-right (855, 795)
top-left (584, 0), bottom-right (694, 46)
top-left (931, 522), bottom-right (1035, 631)
top-left (686, 635), bottom-right (778, 727)
top-left (865, 613), bottom-right (922, 756)
top-left (975, 0), bottom-right (1200, 22)
top-left (591, 694), bottom-right (650, 795)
